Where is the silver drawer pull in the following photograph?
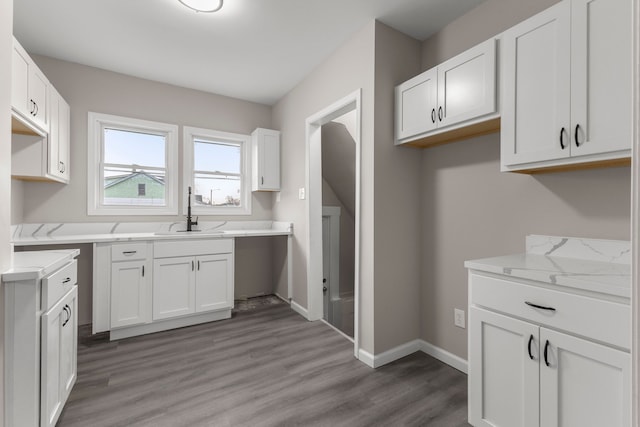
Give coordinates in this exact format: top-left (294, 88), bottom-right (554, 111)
top-left (62, 277), bottom-right (71, 284)
top-left (525, 301), bottom-right (556, 312)
top-left (122, 251), bottom-right (137, 255)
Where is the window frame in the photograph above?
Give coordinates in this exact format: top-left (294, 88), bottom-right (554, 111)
top-left (183, 126), bottom-right (252, 216)
top-left (87, 112), bottom-right (179, 216)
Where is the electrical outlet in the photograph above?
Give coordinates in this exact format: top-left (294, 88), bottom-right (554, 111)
top-left (298, 187), bottom-right (305, 200)
top-left (454, 308), bottom-right (466, 329)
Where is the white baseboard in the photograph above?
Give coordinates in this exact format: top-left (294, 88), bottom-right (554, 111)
top-left (290, 300), bottom-right (309, 320)
top-left (274, 292), bottom-right (290, 304)
top-left (356, 339), bottom-right (468, 373)
top-left (419, 340), bottom-right (468, 374)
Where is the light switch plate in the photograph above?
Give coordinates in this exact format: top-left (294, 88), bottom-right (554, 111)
top-left (298, 188), bottom-right (305, 200)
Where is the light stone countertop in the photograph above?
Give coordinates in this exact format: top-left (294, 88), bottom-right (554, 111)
top-left (11, 221), bottom-right (293, 246)
top-left (2, 249), bottom-right (80, 282)
top-left (465, 235), bottom-right (631, 299)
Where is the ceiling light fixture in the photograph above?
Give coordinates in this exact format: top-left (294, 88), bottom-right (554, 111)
top-left (178, 0), bottom-right (223, 13)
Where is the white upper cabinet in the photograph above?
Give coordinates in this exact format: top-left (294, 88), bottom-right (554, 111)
top-left (252, 128), bottom-right (280, 191)
top-left (396, 68), bottom-right (438, 140)
top-left (12, 37), bottom-right (49, 133)
top-left (395, 38), bottom-right (498, 147)
top-left (501, 0), bottom-right (632, 172)
top-left (47, 86), bottom-right (71, 183)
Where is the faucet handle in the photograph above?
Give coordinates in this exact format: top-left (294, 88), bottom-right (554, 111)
top-left (194, 216), bottom-right (199, 226)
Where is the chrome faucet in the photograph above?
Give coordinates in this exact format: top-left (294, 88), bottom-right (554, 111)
top-left (185, 186), bottom-right (199, 232)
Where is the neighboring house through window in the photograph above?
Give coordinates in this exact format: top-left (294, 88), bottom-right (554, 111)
top-left (87, 112), bottom-right (178, 215)
top-left (183, 126), bottom-right (251, 215)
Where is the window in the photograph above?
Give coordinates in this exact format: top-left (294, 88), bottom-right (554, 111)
top-left (88, 112), bottom-right (178, 215)
top-left (183, 126), bottom-right (251, 215)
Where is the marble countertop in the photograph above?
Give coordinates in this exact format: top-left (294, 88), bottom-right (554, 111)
top-left (465, 235), bottom-right (631, 299)
top-left (2, 249), bottom-right (80, 282)
top-left (11, 221), bottom-right (293, 246)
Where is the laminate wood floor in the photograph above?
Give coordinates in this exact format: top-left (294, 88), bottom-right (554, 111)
top-left (58, 297), bottom-right (469, 427)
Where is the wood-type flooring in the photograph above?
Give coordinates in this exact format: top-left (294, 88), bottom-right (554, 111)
top-left (57, 296), bottom-right (469, 427)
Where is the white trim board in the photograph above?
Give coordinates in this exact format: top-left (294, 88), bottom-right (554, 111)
top-left (357, 339), bottom-right (468, 374)
top-left (290, 300), bottom-right (309, 320)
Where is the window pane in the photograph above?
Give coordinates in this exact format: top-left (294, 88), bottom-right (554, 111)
top-left (194, 174), bottom-right (241, 207)
top-left (104, 168), bottom-right (166, 206)
top-left (104, 128), bottom-right (166, 168)
top-left (194, 140), bottom-right (240, 174)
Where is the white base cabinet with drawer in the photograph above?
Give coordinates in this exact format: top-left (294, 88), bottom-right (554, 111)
top-left (468, 272), bottom-right (630, 427)
top-left (94, 239), bottom-right (234, 340)
top-left (3, 252), bottom-right (79, 427)
top-left (110, 242), bottom-right (152, 329)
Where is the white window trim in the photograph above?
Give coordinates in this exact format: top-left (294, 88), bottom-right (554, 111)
top-left (87, 112), bottom-right (179, 216)
top-left (183, 126), bottom-right (252, 216)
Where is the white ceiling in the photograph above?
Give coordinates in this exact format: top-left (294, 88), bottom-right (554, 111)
top-left (13, 0), bottom-right (485, 105)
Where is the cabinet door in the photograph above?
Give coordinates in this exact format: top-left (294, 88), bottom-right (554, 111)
top-left (501, 1), bottom-right (571, 167)
top-left (47, 87), bottom-right (71, 182)
top-left (41, 286), bottom-right (78, 427)
top-left (11, 40), bottom-right (30, 117)
top-left (395, 68), bottom-right (438, 141)
top-left (437, 38), bottom-right (496, 128)
top-left (111, 259), bottom-right (151, 328)
top-left (540, 328), bottom-right (630, 427)
top-left (260, 131), bottom-right (280, 190)
top-left (153, 256), bottom-right (195, 320)
top-left (195, 253), bottom-right (234, 313)
top-left (570, 0), bottom-right (632, 157)
top-left (29, 65), bottom-right (48, 130)
top-left (468, 307), bottom-right (539, 427)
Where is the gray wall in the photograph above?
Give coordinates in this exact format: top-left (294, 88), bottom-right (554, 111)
top-left (272, 21), bottom-right (377, 352)
top-left (9, 56), bottom-right (280, 325)
top-left (372, 23), bottom-right (423, 353)
top-left (1, 0), bottom-right (13, 421)
top-left (419, 0), bottom-right (632, 359)
top-left (13, 55), bottom-right (274, 224)
top-left (272, 21), bottom-right (425, 355)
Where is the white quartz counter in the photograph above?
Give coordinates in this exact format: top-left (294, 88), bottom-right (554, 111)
top-left (465, 235), bottom-right (631, 299)
top-left (11, 221), bottom-right (293, 246)
top-left (2, 249), bottom-right (80, 282)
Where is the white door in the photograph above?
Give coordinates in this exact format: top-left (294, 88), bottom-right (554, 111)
top-left (111, 259), bottom-right (150, 328)
top-left (58, 95), bottom-right (71, 180)
top-left (153, 256), bottom-right (195, 320)
top-left (48, 88), bottom-right (61, 179)
top-left (468, 307), bottom-right (539, 427)
top-left (395, 67), bottom-right (438, 140)
top-left (41, 286), bottom-right (77, 427)
top-left (195, 253), bottom-right (234, 313)
top-left (570, 0), bottom-right (632, 157)
top-left (539, 328), bottom-right (630, 427)
top-left (501, 1), bottom-right (571, 166)
top-left (437, 38), bottom-right (496, 128)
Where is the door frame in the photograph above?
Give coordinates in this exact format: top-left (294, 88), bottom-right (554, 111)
top-left (632, 0), bottom-right (639, 422)
top-left (305, 89), bottom-right (361, 358)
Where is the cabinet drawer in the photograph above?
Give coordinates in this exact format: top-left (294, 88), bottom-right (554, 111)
top-left (154, 239), bottom-right (233, 258)
top-left (42, 260), bottom-right (77, 310)
top-left (470, 272), bottom-right (630, 350)
top-left (111, 243), bottom-right (148, 262)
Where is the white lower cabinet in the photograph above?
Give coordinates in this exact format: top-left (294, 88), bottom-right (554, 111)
top-left (3, 254), bottom-right (79, 427)
top-left (97, 238), bottom-right (235, 339)
top-left (153, 240), bottom-right (234, 321)
top-left (468, 273), bottom-right (630, 427)
top-left (41, 287), bottom-right (78, 427)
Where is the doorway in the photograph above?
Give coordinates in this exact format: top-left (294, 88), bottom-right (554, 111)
top-left (305, 90), bottom-right (361, 357)
top-left (321, 111), bottom-right (356, 338)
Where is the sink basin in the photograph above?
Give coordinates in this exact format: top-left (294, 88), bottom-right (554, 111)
top-left (153, 230), bottom-right (226, 236)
